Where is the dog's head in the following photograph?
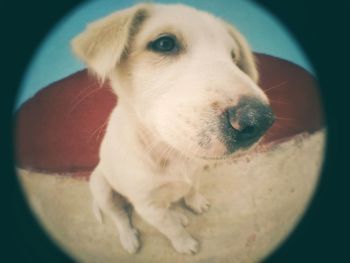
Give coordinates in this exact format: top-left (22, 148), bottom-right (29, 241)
top-left (72, 4), bottom-right (274, 159)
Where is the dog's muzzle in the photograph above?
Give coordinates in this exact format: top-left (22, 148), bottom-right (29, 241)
top-left (220, 96), bottom-right (275, 152)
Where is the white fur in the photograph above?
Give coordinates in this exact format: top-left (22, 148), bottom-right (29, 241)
top-left (72, 3), bottom-right (269, 255)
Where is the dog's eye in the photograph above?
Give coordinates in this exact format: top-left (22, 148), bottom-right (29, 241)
top-left (149, 35), bottom-right (178, 53)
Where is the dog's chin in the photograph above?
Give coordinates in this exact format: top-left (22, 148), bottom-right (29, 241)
top-left (194, 148), bottom-right (240, 161)
top-left (191, 139), bottom-right (262, 161)
top-left (174, 142), bottom-right (235, 161)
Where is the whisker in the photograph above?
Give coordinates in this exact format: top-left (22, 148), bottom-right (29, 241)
top-left (264, 81), bottom-right (288, 93)
top-left (89, 120), bottom-right (109, 142)
top-left (270, 119), bottom-right (300, 130)
top-left (275, 116), bottom-right (295, 121)
top-left (72, 81), bottom-right (101, 99)
top-left (269, 99), bottom-right (290, 105)
top-left (69, 84), bottom-right (104, 114)
top-left (270, 122), bottom-right (283, 129)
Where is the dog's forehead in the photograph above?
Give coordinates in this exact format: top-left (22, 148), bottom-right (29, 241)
top-left (137, 4), bottom-right (236, 48)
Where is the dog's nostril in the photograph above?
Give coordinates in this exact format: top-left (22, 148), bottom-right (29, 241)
top-left (230, 119), bottom-right (241, 131)
top-left (240, 125), bottom-right (255, 135)
top-left (230, 119), bottom-right (256, 135)
top-left (232, 121), bottom-right (260, 142)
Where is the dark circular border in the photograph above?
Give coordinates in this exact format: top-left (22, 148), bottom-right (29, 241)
top-left (2, 0), bottom-right (349, 262)
top-left (255, 1), bottom-right (349, 262)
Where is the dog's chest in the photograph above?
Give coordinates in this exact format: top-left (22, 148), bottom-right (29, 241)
top-left (149, 180), bottom-right (191, 208)
top-left (148, 159), bottom-right (198, 207)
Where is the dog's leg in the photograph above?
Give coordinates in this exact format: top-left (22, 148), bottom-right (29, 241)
top-left (89, 170), bottom-right (140, 254)
top-left (184, 174), bottom-right (210, 214)
top-left (134, 203), bottom-right (198, 254)
top-left (170, 209), bottom-right (189, 226)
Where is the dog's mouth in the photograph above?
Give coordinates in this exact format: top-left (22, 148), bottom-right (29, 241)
top-left (158, 119), bottom-right (273, 161)
top-left (193, 135), bottom-right (263, 160)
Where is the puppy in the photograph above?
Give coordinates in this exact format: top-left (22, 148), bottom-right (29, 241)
top-left (72, 3), bottom-right (274, 255)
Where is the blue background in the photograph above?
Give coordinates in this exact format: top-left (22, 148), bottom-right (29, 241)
top-left (17, 0), bottom-right (314, 109)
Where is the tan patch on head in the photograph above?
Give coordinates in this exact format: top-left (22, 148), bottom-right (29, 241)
top-left (120, 8), bottom-right (150, 61)
top-left (210, 101), bottom-right (220, 111)
top-left (210, 101), bottom-right (229, 115)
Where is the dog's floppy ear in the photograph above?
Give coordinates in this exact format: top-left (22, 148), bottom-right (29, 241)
top-left (223, 22), bottom-right (259, 83)
top-left (71, 4), bottom-right (150, 80)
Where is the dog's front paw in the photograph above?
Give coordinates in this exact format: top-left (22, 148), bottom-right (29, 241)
top-left (171, 235), bottom-right (199, 254)
top-left (119, 227), bottom-right (140, 254)
top-left (171, 210), bottom-right (189, 226)
top-left (184, 193), bottom-right (210, 214)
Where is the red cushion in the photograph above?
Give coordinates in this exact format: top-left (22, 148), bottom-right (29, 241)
top-left (15, 53), bottom-right (324, 175)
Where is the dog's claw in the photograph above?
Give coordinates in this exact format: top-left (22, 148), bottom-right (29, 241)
top-left (119, 227), bottom-right (140, 254)
top-left (185, 193), bottom-right (210, 214)
top-left (171, 235), bottom-right (199, 255)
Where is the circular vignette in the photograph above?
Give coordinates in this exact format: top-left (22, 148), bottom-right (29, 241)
top-left (5, 0), bottom-right (345, 263)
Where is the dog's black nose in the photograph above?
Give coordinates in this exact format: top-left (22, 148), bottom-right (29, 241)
top-left (222, 96), bottom-right (275, 149)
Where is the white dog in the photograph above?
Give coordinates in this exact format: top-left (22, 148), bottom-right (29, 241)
top-left (72, 3), bottom-right (274, 255)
